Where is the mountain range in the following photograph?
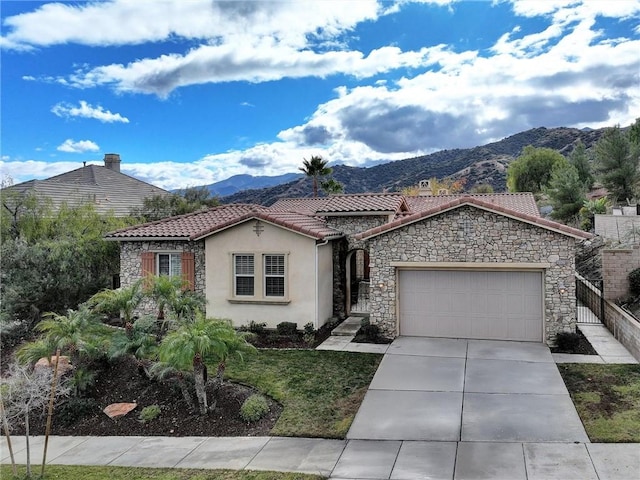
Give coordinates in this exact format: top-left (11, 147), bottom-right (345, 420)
top-left (205, 127), bottom-right (605, 206)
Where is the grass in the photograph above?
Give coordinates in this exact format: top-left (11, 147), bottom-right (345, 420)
top-left (558, 363), bottom-right (640, 442)
top-left (1, 465), bottom-right (324, 480)
top-left (225, 349), bottom-right (382, 438)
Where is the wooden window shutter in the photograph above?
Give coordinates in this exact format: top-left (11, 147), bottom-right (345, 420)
top-left (141, 251), bottom-right (155, 288)
top-left (182, 252), bottom-right (195, 291)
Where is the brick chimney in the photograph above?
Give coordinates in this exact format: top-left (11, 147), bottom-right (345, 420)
top-left (104, 153), bottom-right (121, 173)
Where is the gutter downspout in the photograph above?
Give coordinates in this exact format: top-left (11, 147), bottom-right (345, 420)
top-left (315, 238), bottom-right (330, 330)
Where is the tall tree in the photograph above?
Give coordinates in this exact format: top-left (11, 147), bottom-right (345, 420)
top-left (299, 155), bottom-right (332, 197)
top-left (545, 163), bottom-right (586, 224)
top-left (507, 146), bottom-right (567, 193)
top-left (594, 125), bottom-right (639, 204)
top-left (567, 140), bottom-right (594, 190)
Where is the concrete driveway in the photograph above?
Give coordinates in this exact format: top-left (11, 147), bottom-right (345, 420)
top-left (347, 337), bottom-right (589, 443)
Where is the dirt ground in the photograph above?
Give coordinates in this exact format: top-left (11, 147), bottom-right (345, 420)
top-left (8, 355), bottom-right (282, 437)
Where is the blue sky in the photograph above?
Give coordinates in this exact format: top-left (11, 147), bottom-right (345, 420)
top-left (1, 0), bottom-right (639, 191)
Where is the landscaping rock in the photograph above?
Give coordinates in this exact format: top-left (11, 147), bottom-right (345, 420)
top-left (103, 402), bottom-right (137, 419)
top-left (35, 355), bottom-right (73, 376)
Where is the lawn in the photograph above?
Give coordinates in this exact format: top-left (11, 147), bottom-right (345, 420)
top-left (225, 349), bottom-right (382, 438)
top-left (1, 465), bottom-right (324, 480)
top-left (558, 363), bottom-right (640, 442)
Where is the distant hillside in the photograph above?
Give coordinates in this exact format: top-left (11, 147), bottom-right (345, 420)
top-left (203, 172), bottom-right (303, 197)
top-left (221, 127), bottom-right (606, 206)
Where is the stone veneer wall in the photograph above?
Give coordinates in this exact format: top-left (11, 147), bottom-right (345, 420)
top-left (602, 246), bottom-right (640, 300)
top-left (120, 240), bottom-right (206, 316)
top-left (326, 215), bottom-right (389, 319)
top-left (366, 206), bottom-right (576, 344)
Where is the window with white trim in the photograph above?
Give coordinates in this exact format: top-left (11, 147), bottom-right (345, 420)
top-left (234, 254), bottom-right (255, 296)
top-left (157, 253), bottom-right (181, 277)
top-left (264, 254), bottom-right (285, 297)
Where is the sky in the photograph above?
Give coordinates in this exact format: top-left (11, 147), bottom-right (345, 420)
top-left (1, 0), bottom-right (639, 191)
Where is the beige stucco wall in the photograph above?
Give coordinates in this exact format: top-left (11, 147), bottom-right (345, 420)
top-left (204, 220), bottom-right (332, 330)
top-left (365, 206), bottom-right (577, 345)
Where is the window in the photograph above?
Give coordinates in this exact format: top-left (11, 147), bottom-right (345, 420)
top-left (234, 254), bottom-right (255, 296)
top-left (157, 253), bottom-right (181, 277)
top-left (264, 254), bottom-right (285, 297)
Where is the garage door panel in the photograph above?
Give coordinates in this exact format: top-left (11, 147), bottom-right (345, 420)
top-left (399, 270), bottom-right (543, 342)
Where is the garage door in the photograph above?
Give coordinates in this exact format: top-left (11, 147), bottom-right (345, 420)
top-left (399, 270), bottom-right (543, 341)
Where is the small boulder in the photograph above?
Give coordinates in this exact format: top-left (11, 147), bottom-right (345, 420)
top-left (35, 355), bottom-right (73, 376)
top-left (103, 402), bottom-right (137, 419)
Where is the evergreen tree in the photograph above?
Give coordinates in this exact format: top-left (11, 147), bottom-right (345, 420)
top-left (567, 140), bottom-right (594, 190)
top-left (594, 125), bottom-right (638, 204)
top-left (545, 163), bottom-right (587, 224)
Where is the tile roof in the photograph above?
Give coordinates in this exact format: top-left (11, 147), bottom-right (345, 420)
top-left (107, 192), bottom-right (588, 243)
top-left (272, 194), bottom-right (410, 215)
top-left (355, 195), bottom-right (592, 240)
top-left (404, 193), bottom-right (541, 217)
top-left (4, 165), bottom-right (169, 217)
top-left (106, 204), bottom-right (343, 241)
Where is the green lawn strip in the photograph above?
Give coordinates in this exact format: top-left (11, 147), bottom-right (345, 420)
top-left (225, 349), bottom-right (382, 438)
top-left (1, 465), bottom-right (325, 480)
top-left (558, 363), bottom-right (640, 442)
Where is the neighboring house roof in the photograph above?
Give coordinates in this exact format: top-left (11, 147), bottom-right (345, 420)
top-left (272, 193), bottom-right (539, 219)
top-left (3, 158), bottom-right (170, 217)
top-left (106, 204), bottom-right (343, 241)
top-left (271, 194), bottom-right (411, 215)
top-left (405, 193), bottom-right (541, 218)
top-left (355, 195), bottom-right (591, 240)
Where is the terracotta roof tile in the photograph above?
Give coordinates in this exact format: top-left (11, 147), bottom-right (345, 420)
top-left (404, 193), bottom-right (541, 217)
top-left (355, 195), bottom-right (591, 240)
top-left (272, 194), bottom-right (409, 214)
top-left (106, 204), bottom-right (342, 241)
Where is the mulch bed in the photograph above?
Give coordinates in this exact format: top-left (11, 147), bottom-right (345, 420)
top-left (8, 356), bottom-right (281, 437)
top-left (550, 329), bottom-right (598, 355)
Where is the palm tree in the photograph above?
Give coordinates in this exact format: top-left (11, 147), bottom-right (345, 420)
top-left (154, 316), bottom-right (255, 414)
top-left (87, 280), bottom-right (143, 326)
top-left (17, 307), bottom-right (110, 366)
top-left (299, 155), bottom-right (332, 197)
top-left (145, 275), bottom-right (185, 321)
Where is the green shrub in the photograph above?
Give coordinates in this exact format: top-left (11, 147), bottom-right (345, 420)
top-left (247, 321), bottom-right (267, 335)
top-left (276, 321), bottom-right (298, 336)
top-left (70, 367), bottom-right (97, 397)
top-left (240, 394), bottom-right (269, 422)
top-left (360, 317), bottom-right (370, 327)
top-left (303, 322), bottom-right (316, 345)
top-left (138, 404), bottom-right (161, 423)
top-left (555, 331), bottom-right (581, 352)
top-left (629, 268), bottom-right (640, 296)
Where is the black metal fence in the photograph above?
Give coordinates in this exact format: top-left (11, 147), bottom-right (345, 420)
top-left (575, 274), bottom-right (604, 324)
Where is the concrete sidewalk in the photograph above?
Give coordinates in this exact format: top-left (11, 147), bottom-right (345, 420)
top-left (2, 435), bottom-right (639, 479)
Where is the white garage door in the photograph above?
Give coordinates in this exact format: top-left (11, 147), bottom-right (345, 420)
top-left (399, 270), bottom-right (543, 341)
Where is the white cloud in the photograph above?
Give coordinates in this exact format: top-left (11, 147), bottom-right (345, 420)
top-left (57, 139), bottom-right (100, 153)
top-left (1, 0), bottom-right (380, 50)
top-left (51, 101), bottom-right (129, 123)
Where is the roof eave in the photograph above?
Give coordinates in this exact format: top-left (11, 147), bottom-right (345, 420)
top-left (105, 236), bottom-right (191, 242)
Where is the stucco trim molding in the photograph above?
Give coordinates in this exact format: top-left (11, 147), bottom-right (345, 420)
top-left (389, 261), bottom-right (551, 270)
